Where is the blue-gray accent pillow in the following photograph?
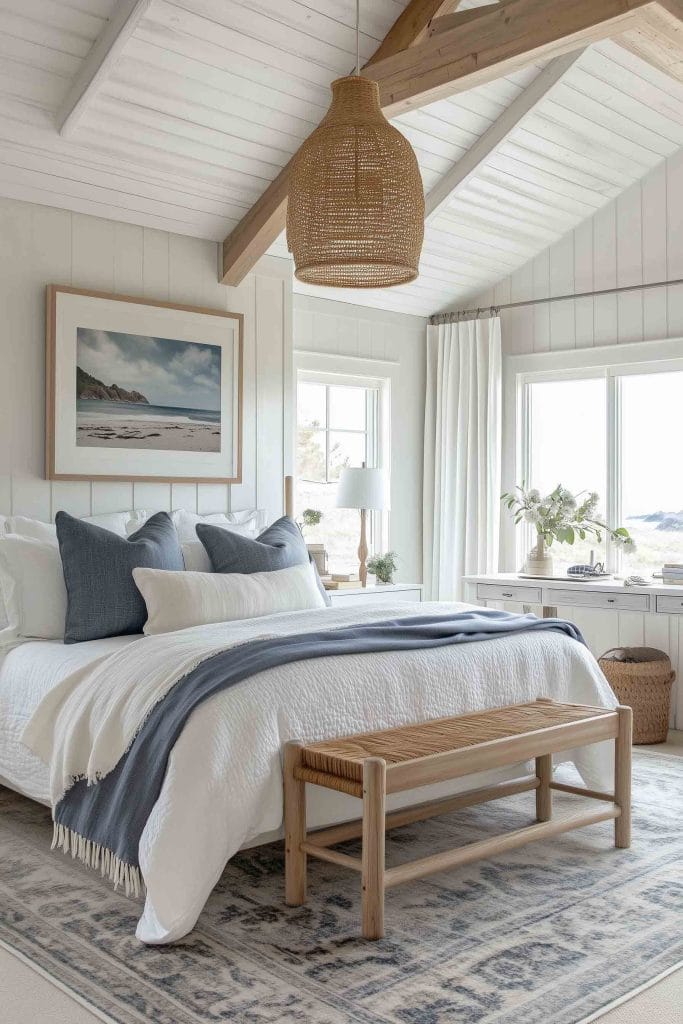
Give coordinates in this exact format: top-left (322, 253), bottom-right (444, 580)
top-left (56, 511), bottom-right (184, 643)
top-left (196, 516), bottom-right (331, 606)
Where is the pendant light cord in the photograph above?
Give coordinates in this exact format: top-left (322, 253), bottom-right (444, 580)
top-left (356, 0), bottom-right (360, 76)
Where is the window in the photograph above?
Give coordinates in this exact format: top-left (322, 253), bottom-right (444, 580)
top-left (621, 371), bottom-right (683, 576)
top-left (526, 377), bottom-right (607, 571)
top-left (296, 373), bottom-right (384, 573)
top-left (519, 357), bottom-right (683, 577)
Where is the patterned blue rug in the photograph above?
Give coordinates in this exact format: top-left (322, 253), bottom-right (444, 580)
top-left (1, 750), bottom-right (681, 1024)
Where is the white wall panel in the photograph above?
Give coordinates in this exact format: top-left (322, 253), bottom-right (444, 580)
top-left (490, 153), bottom-right (683, 354)
top-left (0, 196), bottom-right (292, 524)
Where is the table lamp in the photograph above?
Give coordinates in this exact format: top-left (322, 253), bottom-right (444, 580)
top-left (335, 463), bottom-right (389, 587)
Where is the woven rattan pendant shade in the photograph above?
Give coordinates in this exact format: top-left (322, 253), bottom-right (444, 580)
top-left (286, 76), bottom-right (424, 289)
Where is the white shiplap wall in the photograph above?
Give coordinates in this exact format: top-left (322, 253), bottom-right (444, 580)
top-left (477, 149), bottom-right (683, 354)
top-left (473, 154), bottom-right (683, 726)
top-left (293, 294), bottom-right (426, 585)
top-left (0, 196), bottom-right (292, 523)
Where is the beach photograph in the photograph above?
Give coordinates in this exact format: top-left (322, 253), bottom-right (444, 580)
top-left (75, 327), bottom-right (222, 453)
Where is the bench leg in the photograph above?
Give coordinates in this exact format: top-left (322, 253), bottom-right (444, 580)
top-left (361, 757), bottom-right (386, 940)
top-left (614, 706), bottom-right (632, 849)
top-left (284, 741), bottom-right (307, 906)
top-left (535, 754), bottom-right (552, 822)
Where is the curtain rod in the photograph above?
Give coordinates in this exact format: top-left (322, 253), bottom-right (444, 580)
top-left (428, 275), bottom-right (683, 325)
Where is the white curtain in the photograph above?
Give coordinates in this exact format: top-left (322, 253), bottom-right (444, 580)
top-left (423, 317), bottom-right (502, 601)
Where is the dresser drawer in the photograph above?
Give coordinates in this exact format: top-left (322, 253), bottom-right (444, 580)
top-left (656, 594), bottom-right (683, 614)
top-left (329, 588), bottom-right (421, 608)
top-left (548, 589), bottom-right (650, 612)
top-left (477, 583), bottom-right (542, 603)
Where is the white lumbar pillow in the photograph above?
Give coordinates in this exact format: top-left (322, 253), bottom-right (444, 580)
top-left (0, 534), bottom-right (67, 641)
top-left (133, 561), bottom-right (325, 635)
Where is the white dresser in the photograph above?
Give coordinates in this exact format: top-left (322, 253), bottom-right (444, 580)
top-left (327, 583), bottom-right (423, 609)
top-left (463, 573), bottom-right (683, 617)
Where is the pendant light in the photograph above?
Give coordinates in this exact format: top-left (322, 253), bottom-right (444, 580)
top-left (286, 0), bottom-right (424, 289)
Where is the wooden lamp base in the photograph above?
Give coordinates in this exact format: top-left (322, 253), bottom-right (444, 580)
top-left (358, 507), bottom-right (368, 587)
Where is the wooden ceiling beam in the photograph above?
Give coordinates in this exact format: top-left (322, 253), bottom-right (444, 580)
top-left (616, 0), bottom-right (683, 83)
top-left (221, 0), bottom-right (462, 286)
top-left (58, 0), bottom-right (153, 137)
top-left (427, 1), bottom-right (513, 38)
top-left (365, 1), bottom-right (464, 66)
top-left (425, 49), bottom-right (585, 221)
top-left (362, 0), bottom-right (658, 116)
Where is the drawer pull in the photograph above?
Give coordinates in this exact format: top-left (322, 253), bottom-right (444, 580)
top-left (502, 592), bottom-right (514, 598)
top-left (607, 598), bottom-right (615, 603)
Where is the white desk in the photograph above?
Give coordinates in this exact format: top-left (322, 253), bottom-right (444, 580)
top-left (463, 573), bottom-right (683, 617)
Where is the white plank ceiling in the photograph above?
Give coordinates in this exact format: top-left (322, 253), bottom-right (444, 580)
top-left (1, 0), bottom-right (683, 316)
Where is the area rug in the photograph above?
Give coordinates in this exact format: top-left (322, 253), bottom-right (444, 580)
top-left (1, 751), bottom-right (681, 1024)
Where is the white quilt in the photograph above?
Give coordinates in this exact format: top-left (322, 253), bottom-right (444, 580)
top-left (21, 602), bottom-right (617, 944)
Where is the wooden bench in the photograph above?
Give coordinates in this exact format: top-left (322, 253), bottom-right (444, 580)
top-left (283, 698), bottom-right (632, 939)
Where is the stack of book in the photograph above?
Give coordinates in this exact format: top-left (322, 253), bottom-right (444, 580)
top-left (323, 572), bottom-right (360, 591)
top-left (662, 563), bottom-right (683, 585)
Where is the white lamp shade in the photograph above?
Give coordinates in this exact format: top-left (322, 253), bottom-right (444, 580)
top-left (335, 466), bottom-right (389, 511)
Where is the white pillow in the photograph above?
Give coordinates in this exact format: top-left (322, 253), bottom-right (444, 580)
top-left (180, 540), bottom-right (213, 573)
top-left (133, 561), bottom-right (325, 635)
top-left (5, 510), bottom-right (151, 543)
top-left (170, 508), bottom-right (261, 544)
top-left (86, 510), bottom-right (151, 536)
top-left (0, 535), bottom-right (67, 640)
top-left (165, 509), bottom-right (263, 572)
top-left (4, 516), bottom-right (57, 543)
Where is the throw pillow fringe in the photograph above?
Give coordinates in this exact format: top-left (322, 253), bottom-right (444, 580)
top-left (51, 822), bottom-right (141, 898)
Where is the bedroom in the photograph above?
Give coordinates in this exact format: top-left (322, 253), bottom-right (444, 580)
top-left (0, 0), bottom-right (681, 1021)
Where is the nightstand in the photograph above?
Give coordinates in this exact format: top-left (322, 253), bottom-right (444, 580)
top-left (326, 583), bottom-right (423, 608)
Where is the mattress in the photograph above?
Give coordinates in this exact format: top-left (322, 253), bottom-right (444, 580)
top-left (0, 635), bottom-right (140, 803)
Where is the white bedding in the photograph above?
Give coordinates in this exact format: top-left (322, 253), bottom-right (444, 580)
top-left (0, 635), bottom-right (139, 802)
top-left (7, 602), bottom-right (617, 946)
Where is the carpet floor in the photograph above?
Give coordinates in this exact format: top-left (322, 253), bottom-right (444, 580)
top-left (1, 752), bottom-right (681, 1024)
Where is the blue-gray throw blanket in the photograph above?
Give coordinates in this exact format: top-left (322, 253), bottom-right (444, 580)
top-left (53, 610), bottom-right (585, 894)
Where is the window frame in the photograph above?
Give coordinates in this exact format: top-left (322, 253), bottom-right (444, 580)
top-left (297, 371), bottom-right (380, 486)
top-left (294, 357), bottom-right (392, 559)
top-left (504, 338), bottom-right (683, 573)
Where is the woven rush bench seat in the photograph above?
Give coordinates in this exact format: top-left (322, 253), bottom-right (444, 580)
top-left (284, 698), bottom-right (632, 939)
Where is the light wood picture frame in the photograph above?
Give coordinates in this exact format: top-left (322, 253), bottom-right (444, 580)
top-left (46, 285), bottom-right (243, 483)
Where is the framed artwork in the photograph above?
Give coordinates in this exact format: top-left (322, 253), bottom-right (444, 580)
top-left (46, 285), bottom-right (243, 483)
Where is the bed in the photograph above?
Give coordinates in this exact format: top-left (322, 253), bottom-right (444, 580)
top-left (0, 598), bottom-right (617, 945)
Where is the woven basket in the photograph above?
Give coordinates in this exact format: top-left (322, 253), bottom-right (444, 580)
top-left (598, 647), bottom-right (675, 744)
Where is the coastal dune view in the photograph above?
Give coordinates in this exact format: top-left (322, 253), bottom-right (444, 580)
top-left (76, 328), bottom-right (222, 453)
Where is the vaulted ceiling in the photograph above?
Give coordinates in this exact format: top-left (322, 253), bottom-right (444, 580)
top-left (2, 0), bottom-right (683, 316)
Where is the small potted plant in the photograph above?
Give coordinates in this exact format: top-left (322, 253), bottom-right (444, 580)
top-left (367, 551), bottom-right (398, 585)
top-left (300, 508), bottom-right (323, 536)
top-left (501, 485), bottom-right (634, 576)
